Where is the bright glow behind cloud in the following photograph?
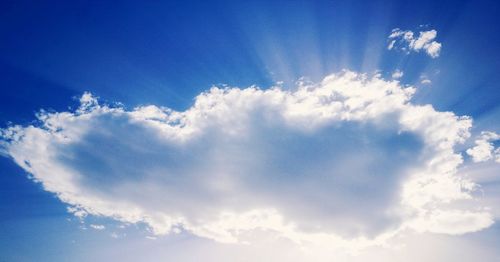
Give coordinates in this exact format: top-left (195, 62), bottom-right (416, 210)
top-left (0, 71), bottom-right (493, 250)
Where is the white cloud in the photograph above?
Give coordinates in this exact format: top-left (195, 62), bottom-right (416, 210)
top-left (392, 70), bottom-right (404, 79)
top-left (0, 71), bottom-right (492, 251)
top-left (90, 224), bottom-right (106, 230)
top-left (388, 28), bottom-right (442, 58)
top-left (419, 74), bottom-right (432, 85)
top-left (467, 131), bottom-right (500, 163)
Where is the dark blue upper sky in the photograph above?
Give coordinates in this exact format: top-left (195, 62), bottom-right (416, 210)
top-left (1, 0), bottom-right (499, 261)
top-left (1, 0), bottom-right (499, 120)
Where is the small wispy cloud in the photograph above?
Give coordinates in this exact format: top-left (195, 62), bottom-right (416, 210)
top-left (392, 69), bottom-right (404, 79)
top-left (418, 73), bottom-right (433, 85)
top-left (90, 224), bottom-right (106, 230)
top-left (388, 28), bottom-right (442, 58)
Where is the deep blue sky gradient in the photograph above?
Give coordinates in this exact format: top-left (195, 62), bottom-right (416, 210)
top-left (1, 0), bottom-right (499, 260)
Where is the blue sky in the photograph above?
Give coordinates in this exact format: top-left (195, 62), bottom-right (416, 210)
top-left (1, 0), bottom-right (500, 261)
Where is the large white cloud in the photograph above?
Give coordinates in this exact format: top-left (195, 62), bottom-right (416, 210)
top-left (388, 28), bottom-right (442, 58)
top-left (0, 71), bottom-right (493, 250)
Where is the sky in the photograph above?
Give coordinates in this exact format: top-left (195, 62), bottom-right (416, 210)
top-left (0, 0), bottom-right (499, 261)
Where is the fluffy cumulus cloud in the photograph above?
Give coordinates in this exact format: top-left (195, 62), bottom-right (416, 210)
top-left (388, 28), bottom-right (442, 58)
top-left (0, 71), bottom-right (494, 252)
top-left (467, 131), bottom-right (500, 163)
